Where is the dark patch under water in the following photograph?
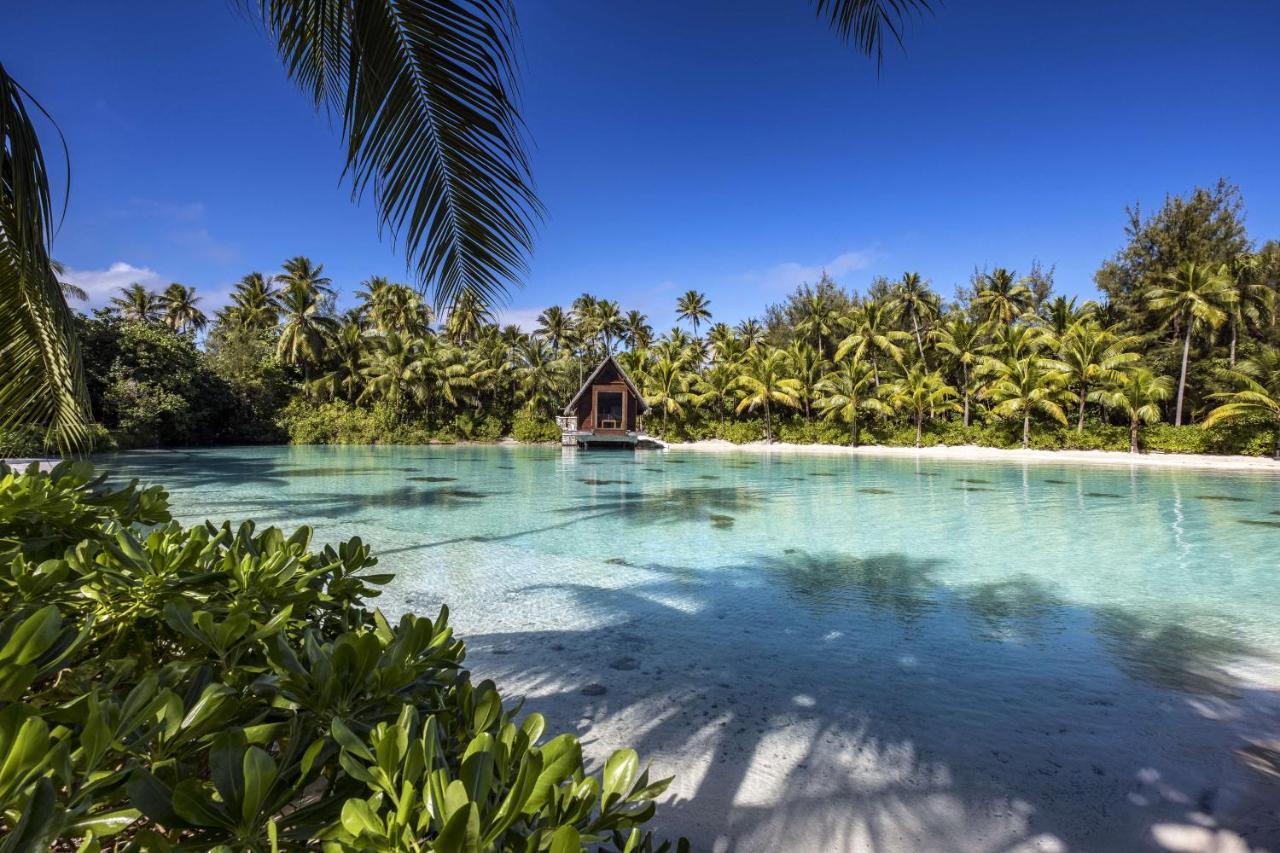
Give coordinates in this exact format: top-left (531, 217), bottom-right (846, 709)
top-left (709, 513), bottom-right (735, 529)
top-left (1196, 494), bottom-right (1253, 503)
top-left (1239, 519), bottom-right (1280, 528)
top-left (698, 474), bottom-right (720, 481)
top-left (1085, 492), bottom-right (1124, 499)
top-left (959, 478), bottom-right (991, 484)
top-left (954, 486), bottom-right (993, 492)
top-left (1044, 478), bottom-right (1071, 485)
top-left (810, 472), bottom-right (836, 478)
top-left (915, 471), bottom-right (938, 477)
top-left (604, 557), bottom-right (628, 565)
top-left (408, 475), bottom-right (457, 483)
top-left (858, 488), bottom-right (895, 495)
top-left (580, 478), bottom-right (629, 486)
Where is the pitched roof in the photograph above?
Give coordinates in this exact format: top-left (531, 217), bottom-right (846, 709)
top-left (562, 354), bottom-right (650, 416)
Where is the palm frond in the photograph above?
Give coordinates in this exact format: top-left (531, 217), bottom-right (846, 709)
top-left (812, 0), bottom-right (933, 67)
top-left (0, 63), bottom-right (92, 453)
top-left (253, 0), bottom-right (540, 308)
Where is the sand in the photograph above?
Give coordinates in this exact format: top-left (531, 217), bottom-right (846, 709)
top-left (664, 439), bottom-right (1280, 473)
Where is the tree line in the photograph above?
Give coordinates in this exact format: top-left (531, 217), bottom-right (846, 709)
top-left (31, 181), bottom-right (1280, 458)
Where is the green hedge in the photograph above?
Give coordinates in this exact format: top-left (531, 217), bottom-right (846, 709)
top-left (278, 400), bottom-right (518, 446)
top-left (648, 412), bottom-right (1278, 456)
top-left (510, 412), bottom-right (560, 443)
top-left (0, 461), bottom-right (678, 851)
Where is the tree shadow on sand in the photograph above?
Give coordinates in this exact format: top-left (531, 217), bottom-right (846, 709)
top-left (445, 550), bottom-right (1280, 852)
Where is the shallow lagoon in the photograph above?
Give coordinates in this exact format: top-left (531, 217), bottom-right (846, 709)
top-left (98, 445), bottom-right (1280, 851)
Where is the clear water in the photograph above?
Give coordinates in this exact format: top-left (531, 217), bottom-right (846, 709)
top-left (96, 445), bottom-right (1280, 851)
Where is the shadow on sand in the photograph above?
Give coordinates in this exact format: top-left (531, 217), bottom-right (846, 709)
top-left (422, 550), bottom-right (1280, 852)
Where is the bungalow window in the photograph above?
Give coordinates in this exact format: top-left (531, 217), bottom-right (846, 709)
top-left (596, 391), bottom-right (623, 429)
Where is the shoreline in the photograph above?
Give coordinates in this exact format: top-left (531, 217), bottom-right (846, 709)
top-left (663, 438), bottom-right (1280, 473)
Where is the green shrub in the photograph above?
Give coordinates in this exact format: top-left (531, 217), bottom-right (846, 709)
top-left (775, 420), bottom-right (847, 445)
top-left (0, 461), bottom-right (677, 851)
top-left (511, 411), bottom-right (560, 443)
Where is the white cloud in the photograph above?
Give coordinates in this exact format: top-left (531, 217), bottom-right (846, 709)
top-left (493, 306), bottom-right (544, 331)
top-left (60, 262), bottom-right (164, 308)
top-left (737, 249), bottom-right (878, 292)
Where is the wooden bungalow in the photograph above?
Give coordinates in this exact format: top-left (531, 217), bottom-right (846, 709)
top-left (556, 355), bottom-right (653, 448)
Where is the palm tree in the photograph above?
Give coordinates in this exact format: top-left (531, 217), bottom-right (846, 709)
top-left (623, 310), bottom-right (653, 350)
top-left (973, 268), bottom-right (1033, 326)
top-left (3, 2), bottom-right (929, 449)
top-left (277, 282), bottom-right (340, 382)
top-left (644, 356), bottom-right (692, 434)
top-left (109, 283), bottom-right (162, 323)
top-left (788, 343), bottom-right (828, 422)
top-left (444, 290), bottom-right (492, 345)
top-left (1145, 261), bottom-right (1236, 425)
top-left (980, 356), bottom-right (1072, 448)
top-left (593, 299), bottom-right (625, 353)
top-left (314, 321), bottom-right (366, 403)
top-left (693, 362), bottom-right (739, 426)
top-left (676, 290), bottom-right (711, 337)
top-left (818, 355), bottom-right (882, 446)
top-left (880, 364), bottom-right (959, 447)
top-left (1225, 253), bottom-right (1275, 366)
top-left (735, 318), bottom-right (765, 349)
top-left (221, 272), bottom-right (280, 333)
top-left (835, 299), bottom-right (908, 385)
top-left (415, 337), bottom-right (474, 427)
top-left (889, 271), bottom-right (936, 365)
top-left (794, 286), bottom-right (842, 356)
top-left (161, 283), bottom-right (207, 335)
top-left (932, 312), bottom-right (987, 426)
top-left (1095, 368), bottom-right (1174, 454)
top-left (535, 306), bottom-right (573, 351)
top-left (1202, 346), bottom-right (1280, 459)
top-left (514, 336), bottom-right (565, 415)
top-left (359, 277), bottom-right (431, 337)
top-left (360, 331), bottom-right (424, 419)
top-left (1053, 322), bottom-right (1140, 432)
top-left (276, 256), bottom-right (332, 300)
top-left (1041, 295), bottom-right (1094, 337)
top-left (736, 349), bottom-right (802, 443)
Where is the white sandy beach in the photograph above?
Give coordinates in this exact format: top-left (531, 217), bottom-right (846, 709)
top-left (664, 439), bottom-right (1280, 473)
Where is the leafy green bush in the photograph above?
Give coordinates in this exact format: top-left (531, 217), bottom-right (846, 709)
top-left (775, 420), bottom-right (848, 446)
top-left (0, 424), bottom-right (115, 458)
top-left (511, 411), bottom-right (559, 443)
top-left (0, 462), bottom-right (677, 851)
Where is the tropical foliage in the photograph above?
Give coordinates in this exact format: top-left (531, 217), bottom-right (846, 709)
top-left (0, 460), bottom-right (678, 851)
top-left (5, 183), bottom-right (1280, 460)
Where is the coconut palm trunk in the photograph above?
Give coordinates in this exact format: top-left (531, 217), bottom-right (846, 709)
top-left (1076, 383), bottom-right (1087, 433)
top-left (850, 410), bottom-right (859, 447)
top-left (911, 312), bottom-right (927, 367)
top-left (764, 399), bottom-right (773, 443)
top-left (1175, 323), bottom-right (1192, 426)
top-left (1022, 411), bottom-right (1031, 448)
top-left (961, 363), bottom-right (970, 427)
top-left (1130, 416), bottom-right (1140, 454)
top-left (914, 408), bottom-right (923, 447)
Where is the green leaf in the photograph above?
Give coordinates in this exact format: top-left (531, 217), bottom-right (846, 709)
top-left (548, 825), bottom-right (581, 853)
top-left (340, 797), bottom-right (383, 838)
top-left (241, 746), bottom-right (279, 826)
top-left (603, 749), bottom-right (639, 805)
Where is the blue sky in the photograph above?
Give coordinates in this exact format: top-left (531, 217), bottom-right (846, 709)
top-left (9, 0), bottom-right (1280, 330)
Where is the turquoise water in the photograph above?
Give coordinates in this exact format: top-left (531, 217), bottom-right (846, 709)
top-left (96, 445), bottom-right (1280, 851)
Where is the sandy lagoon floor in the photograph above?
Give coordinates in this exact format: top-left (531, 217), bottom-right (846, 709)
top-left (18, 445), bottom-right (1280, 851)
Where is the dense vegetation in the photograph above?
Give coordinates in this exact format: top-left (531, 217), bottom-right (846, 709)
top-left (0, 460), bottom-right (677, 851)
top-left (5, 181), bottom-right (1278, 459)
